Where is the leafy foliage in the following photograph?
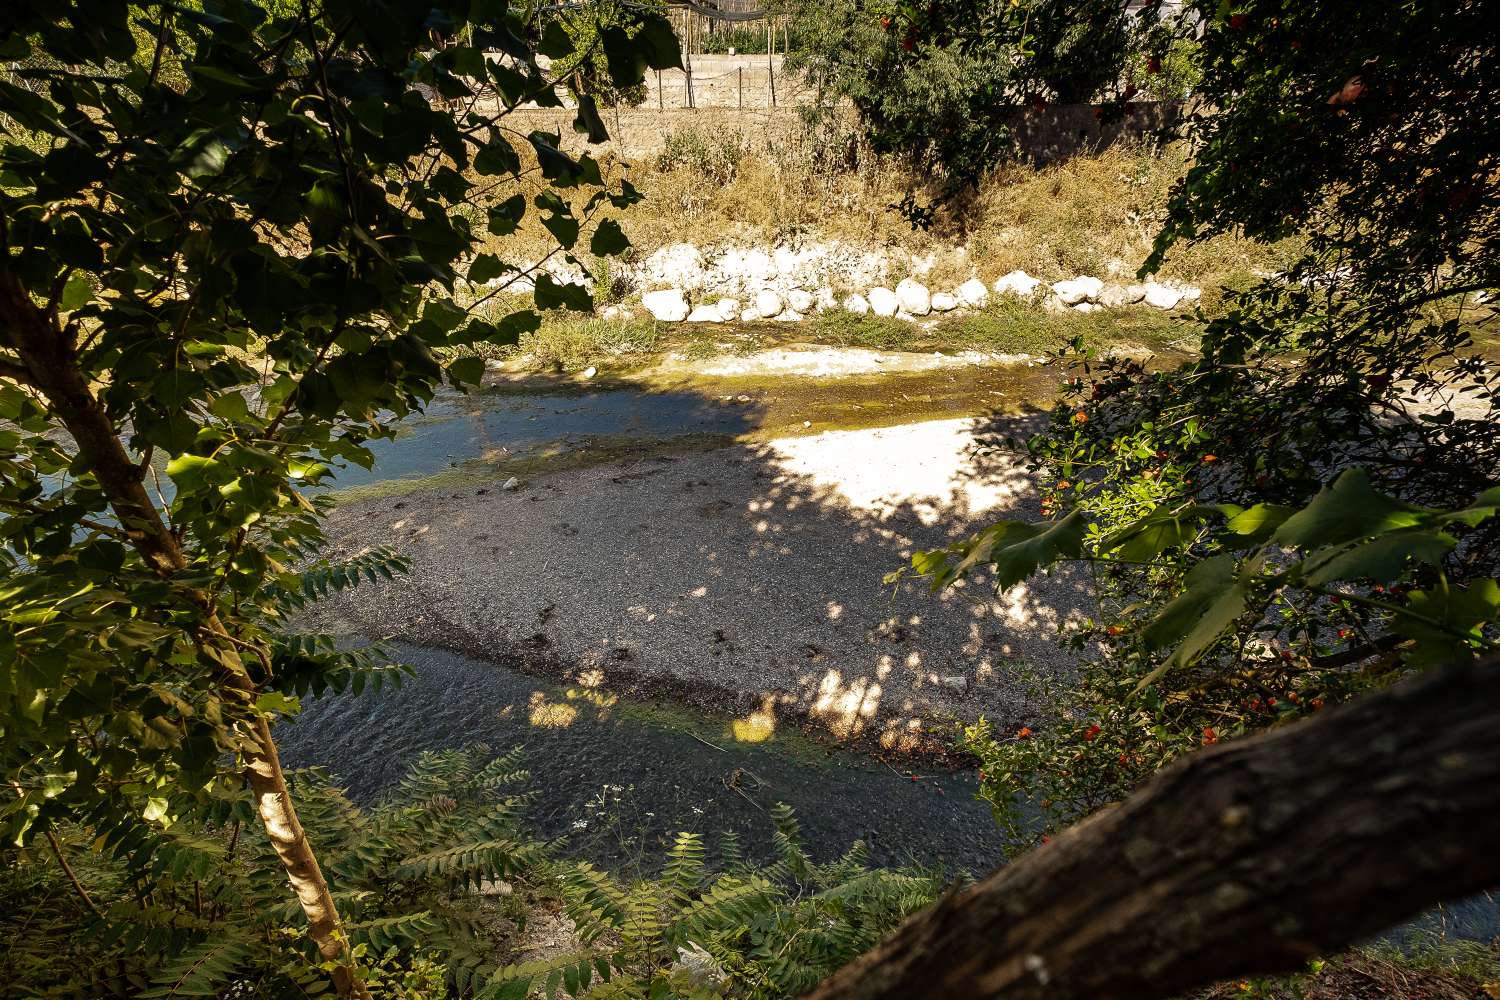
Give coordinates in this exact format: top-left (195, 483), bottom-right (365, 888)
top-left (3, 749), bottom-right (940, 1000)
top-left (1, 744), bottom-right (540, 998)
top-left (907, 467), bottom-right (1500, 845)
top-left (0, 1), bottom-right (678, 990)
top-left (785, 0), bottom-right (1173, 208)
top-left (888, 0), bottom-right (1500, 851)
top-left (489, 802), bottom-right (942, 1000)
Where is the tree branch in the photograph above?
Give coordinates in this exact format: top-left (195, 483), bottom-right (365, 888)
top-left (806, 655), bottom-right (1500, 1000)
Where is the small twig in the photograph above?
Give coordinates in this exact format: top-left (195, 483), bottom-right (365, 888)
top-left (43, 829), bottom-right (104, 919)
top-left (691, 731), bottom-right (726, 753)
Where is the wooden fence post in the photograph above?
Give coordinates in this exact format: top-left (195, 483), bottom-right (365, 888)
top-left (767, 22), bottom-right (776, 108)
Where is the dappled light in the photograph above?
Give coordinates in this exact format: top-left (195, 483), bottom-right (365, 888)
top-left (527, 691), bottom-right (578, 729)
top-left (730, 695), bottom-right (780, 743)
top-left (311, 387), bottom-right (1097, 751)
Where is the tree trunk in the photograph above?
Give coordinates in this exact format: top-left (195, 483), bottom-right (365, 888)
top-left (805, 655), bottom-right (1500, 1000)
top-left (0, 272), bottom-right (369, 1000)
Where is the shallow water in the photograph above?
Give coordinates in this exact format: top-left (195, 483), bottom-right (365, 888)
top-left (334, 389), bottom-right (758, 489)
top-left (275, 642), bottom-right (1006, 874)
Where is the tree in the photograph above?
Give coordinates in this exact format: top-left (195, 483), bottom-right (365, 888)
top-left (0, 2), bottom-right (678, 995)
top-left (781, 0), bottom-right (1163, 211)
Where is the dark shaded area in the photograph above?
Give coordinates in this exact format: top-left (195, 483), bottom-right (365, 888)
top-left (276, 641), bottom-right (1007, 876)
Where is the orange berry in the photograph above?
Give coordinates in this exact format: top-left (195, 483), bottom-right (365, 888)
top-left (1016, 726), bottom-right (1032, 739)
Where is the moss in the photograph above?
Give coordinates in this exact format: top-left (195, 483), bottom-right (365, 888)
top-left (329, 432), bottom-right (737, 504)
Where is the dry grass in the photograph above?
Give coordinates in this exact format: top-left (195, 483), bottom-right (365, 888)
top-left (1193, 941), bottom-right (1500, 1000)
top-left (479, 115), bottom-right (1295, 303)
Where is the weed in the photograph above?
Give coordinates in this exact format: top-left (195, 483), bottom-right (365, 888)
top-left (519, 315), bottom-right (664, 372)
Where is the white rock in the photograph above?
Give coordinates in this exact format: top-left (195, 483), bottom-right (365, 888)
top-left (938, 675), bottom-right (969, 694)
top-left (843, 293), bottom-right (870, 315)
top-left (686, 304), bottom-right (723, 322)
top-left (754, 289), bottom-right (783, 318)
top-left (716, 297), bottom-right (740, 321)
top-left (1143, 281), bottom-right (1184, 310)
top-left (785, 288), bottom-right (814, 313)
top-left (672, 943), bottom-right (726, 990)
top-left (1051, 276), bottom-right (1105, 305)
top-left (739, 307), bottom-right (759, 322)
top-left (501, 476), bottom-right (521, 491)
top-left (1072, 302), bottom-right (1103, 314)
top-left (955, 277), bottom-right (989, 308)
top-left (1098, 284), bottom-right (1130, 308)
top-left (1179, 285), bottom-right (1202, 303)
top-left (641, 289), bottom-right (690, 322)
top-left (814, 286), bottom-right (838, 311)
top-left (895, 278), bottom-right (932, 316)
top-left (638, 243), bottom-right (707, 292)
top-left (993, 269), bottom-right (1042, 297)
top-left (868, 287), bottom-right (899, 317)
top-left (581, 366), bottom-right (597, 379)
top-left (1123, 284), bottom-right (1149, 304)
top-left (600, 305), bottom-right (622, 320)
top-left (930, 292), bottom-right (958, 313)
top-left (1042, 295), bottom-right (1071, 315)
top-left (774, 309), bottom-right (803, 322)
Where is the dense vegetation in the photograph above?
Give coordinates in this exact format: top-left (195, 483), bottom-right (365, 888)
top-left (893, 0), bottom-right (1500, 844)
top-left (2, 0), bottom-right (1498, 997)
top-left (0, 1), bottom-right (673, 994)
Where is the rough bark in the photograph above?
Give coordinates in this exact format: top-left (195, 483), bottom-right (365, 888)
top-left (0, 271), bottom-right (369, 1000)
top-left (805, 655), bottom-right (1500, 1000)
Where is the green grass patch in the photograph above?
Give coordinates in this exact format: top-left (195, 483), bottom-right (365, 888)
top-left (807, 301), bottom-right (1196, 357)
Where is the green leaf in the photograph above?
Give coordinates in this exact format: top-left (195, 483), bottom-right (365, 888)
top-left (635, 14), bottom-right (684, 71)
top-left (165, 454), bottom-right (220, 493)
top-left (1099, 507), bottom-right (1199, 561)
top-left (488, 194), bottom-right (527, 236)
top-left (1223, 503), bottom-right (1296, 544)
top-left (602, 27), bottom-right (648, 89)
top-left (534, 274), bottom-right (591, 312)
top-left (448, 356), bottom-right (486, 387)
top-left (589, 218), bottom-right (630, 257)
top-left (1273, 470), bottom-right (1429, 549)
top-left (1143, 555), bottom-right (1238, 653)
top-left (537, 20), bottom-right (575, 59)
top-left (254, 692), bottom-right (301, 717)
top-left (469, 253), bottom-right (506, 285)
top-left (58, 273), bottom-right (94, 310)
top-left (1301, 530), bottom-right (1456, 586)
top-left (1399, 579), bottom-right (1500, 667)
top-left (573, 94), bottom-right (609, 143)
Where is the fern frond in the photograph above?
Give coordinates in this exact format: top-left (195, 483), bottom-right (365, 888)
top-left (269, 545), bottom-right (410, 611)
top-left (671, 875), bottom-right (778, 946)
top-left (559, 864), bottom-right (632, 943)
top-left (660, 831), bottom-right (706, 904)
top-left (769, 803), bottom-right (813, 884)
top-left (346, 911), bottom-right (443, 952)
top-left (271, 633), bottom-right (412, 698)
top-left (137, 933), bottom-right (256, 998)
top-left (396, 838), bottom-right (542, 890)
top-left (482, 950), bottom-right (610, 1000)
